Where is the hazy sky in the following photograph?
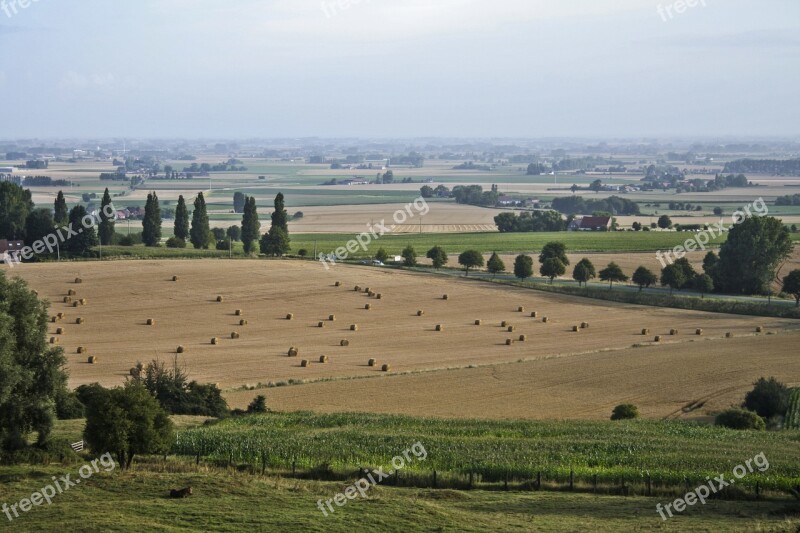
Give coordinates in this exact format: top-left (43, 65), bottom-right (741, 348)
top-left (0, 0), bottom-right (798, 139)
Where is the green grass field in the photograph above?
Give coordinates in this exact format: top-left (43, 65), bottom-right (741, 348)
top-left (2, 460), bottom-right (795, 532)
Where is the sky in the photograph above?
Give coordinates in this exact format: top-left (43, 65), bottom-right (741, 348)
top-left (0, 0), bottom-right (798, 139)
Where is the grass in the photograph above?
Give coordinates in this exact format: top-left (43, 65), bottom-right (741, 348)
top-left (294, 231), bottom-right (728, 256)
top-left (0, 459), bottom-right (796, 532)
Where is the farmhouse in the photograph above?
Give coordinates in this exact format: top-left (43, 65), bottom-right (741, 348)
top-left (569, 216), bottom-right (612, 231)
top-left (0, 239), bottom-right (24, 261)
top-left (340, 177), bottom-right (369, 186)
top-left (497, 195), bottom-right (516, 206)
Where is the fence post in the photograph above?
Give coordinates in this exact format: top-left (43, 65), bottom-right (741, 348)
top-left (196, 453), bottom-right (200, 466)
top-left (433, 470), bottom-right (437, 489)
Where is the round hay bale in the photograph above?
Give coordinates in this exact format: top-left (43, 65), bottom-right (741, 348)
top-left (319, 355), bottom-right (329, 363)
top-left (376, 293), bottom-right (382, 300)
top-left (501, 320), bottom-right (508, 327)
top-left (74, 278), bottom-right (82, 284)
top-left (216, 296), bottom-right (224, 303)
top-left (642, 328), bottom-right (650, 335)
top-left (350, 324), bottom-right (358, 331)
top-left (288, 347), bottom-right (299, 357)
top-left (76, 318), bottom-right (84, 325)
top-left (286, 313), bottom-right (294, 320)
top-left (364, 287), bottom-right (371, 293)
top-left (670, 329), bottom-right (678, 335)
top-left (436, 324), bottom-right (444, 331)
top-left (340, 339), bottom-right (350, 347)
top-left (518, 306), bottom-right (525, 312)
top-left (542, 317), bottom-right (549, 323)
top-left (77, 346), bottom-right (86, 354)
top-left (654, 335), bottom-right (661, 342)
top-left (505, 339), bottom-right (513, 345)
top-left (572, 325), bottom-right (580, 332)
top-left (50, 337), bottom-right (58, 344)
top-left (56, 327), bottom-right (65, 335)
top-left (530, 311), bottom-right (538, 318)
top-left (51, 316), bottom-right (58, 323)
top-left (87, 356), bottom-right (97, 364)
top-left (354, 285), bottom-right (361, 292)
top-left (146, 318), bottom-right (155, 326)
top-left (507, 326), bottom-right (515, 332)
top-left (63, 296), bottom-right (71, 303)
top-left (230, 332), bottom-right (240, 339)
top-left (475, 319), bottom-right (482, 325)
top-left (519, 334), bottom-right (527, 342)
top-left (176, 345), bottom-right (185, 354)
top-left (79, 299), bottom-right (86, 305)
top-left (442, 294), bottom-right (449, 300)
top-left (381, 364), bottom-right (391, 372)
top-left (329, 314), bottom-right (336, 321)
top-left (367, 291), bottom-right (374, 297)
top-left (368, 358), bottom-right (377, 367)
top-left (696, 329), bottom-right (703, 335)
top-left (335, 281), bottom-right (341, 287)
top-left (417, 310), bottom-right (424, 316)
top-left (73, 301), bottom-right (80, 307)
top-left (318, 321), bottom-right (325, 328)
top-left (301, 359), bottom-right (310, 368)
top-left (235, 309), bottom-right (243, 316)
top-left (57, 312), bottom-right (65, 319)
top-left (726, 332), bottom-right (733, 338)
top-left (365, 304), bottom-right (371, 310)
top-left (756, 326), bottom-right (764, 333)
top-left (240, 319), bottom-right (248, 326)
top-left (172, 276), bottom-right (179, 282)
top-left (67, 289), bottom-right (76, 296)
top-left (581, 322), bottom-right (589, 329)
top-left (129, 367), bottom-right (139, 377)
top-left (211, 337), bottom-right (219, 345)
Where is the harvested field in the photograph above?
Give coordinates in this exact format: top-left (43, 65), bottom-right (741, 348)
top-left (227, 334), bottom-right (800, 420)
top-left (11, 260), bottom-right (800, 419)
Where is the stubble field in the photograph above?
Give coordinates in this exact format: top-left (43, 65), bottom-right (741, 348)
top-left (11, 260), bottom-right (800, 420)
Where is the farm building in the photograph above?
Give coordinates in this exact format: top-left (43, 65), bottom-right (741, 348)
top-left (0, 239), bottom-right (24, 260)
top-left (569, 216), bottom-right (612, 231)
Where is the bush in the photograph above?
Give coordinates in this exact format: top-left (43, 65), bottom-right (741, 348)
top-left (744, 377), bottom-right (790, 419)
top-left (248, 395), bottom-right (267, 413)
top-left (118, 235), bottom-right (135, 246)
top-left (610, 404), bottom-right (639, 420)
top-left (55, 390), bottom-right (85, 420)
top-left (715, 408), bottom-right (766, 430)
top-left (166, 237), bottom-right (186, 249)
top-left (297, 249), bottom-right (308, 257)
top-left (216, 238), bottom-right (231, 251)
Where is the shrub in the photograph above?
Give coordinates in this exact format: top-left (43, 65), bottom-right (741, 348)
top-left (247, 395), bottom-right (267, 413)
top-left (744, 377), bottom-right (790, 419)
top-left (715, 408), bottom-right (766, 430)
top-left (166, 237), bottom-right (186, 249)
top-left (611, 404), bottom-right (639, 420)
